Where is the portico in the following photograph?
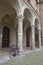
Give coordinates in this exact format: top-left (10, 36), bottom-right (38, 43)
top-left (0, 0), bottom-right (42, 53)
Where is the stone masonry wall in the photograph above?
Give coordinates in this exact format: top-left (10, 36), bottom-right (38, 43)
top-left (39, 3), bottom-right (43, 45)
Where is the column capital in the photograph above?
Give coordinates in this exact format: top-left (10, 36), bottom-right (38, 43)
top-left (31, 23), bottom-right (35, 27)
top-left (17, 14), bottom-right (24, 20)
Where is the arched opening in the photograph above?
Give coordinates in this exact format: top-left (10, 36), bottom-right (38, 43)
top-left (35, 19), bottom-right (39, 48)
top-left (0, 0), bottom-right (18, 56)
top-left (2, 26), bottom-right (10, 48)
top-left (26, 23), bottom-right (31, 47)
top-left (23, 8), bottom-right (32, 49)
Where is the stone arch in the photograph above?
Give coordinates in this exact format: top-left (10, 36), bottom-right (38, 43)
top-left (0, 0), bottom-right (17, 24)
top-left (22, 5), bottom-right (33, 20)
top-left (23, 7), bottom-right (33, 49)
top-left (0, 6), bottom-right (18, 48)
top-left (5, 0), bottom-right (21, 11)
top-left (23, 7), bottom-right (33, 31)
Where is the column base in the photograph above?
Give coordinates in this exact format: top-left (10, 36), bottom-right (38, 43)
top-left (39, 46), bottom-right (42, 49)
top-left (31, 45), bottom-right (35, 50)
top-left (19, 48), bottom-right (23, 52)
top-left (32, 48), bottom-right (35, 50)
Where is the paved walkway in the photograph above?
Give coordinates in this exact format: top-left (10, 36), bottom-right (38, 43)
top-left (0, 48), bottom-right (9, 56)
top-left (0, 48), bottom-right (43, 65)
top-left (0, 49), bottom-right (10, 63)
top-left (0, 56), bottom-right (10, 63)
top-left (0, 51), bottom-right (9, 57)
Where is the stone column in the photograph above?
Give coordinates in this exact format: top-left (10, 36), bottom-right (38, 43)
top-left (38, 28), bottom-right (42, 48)
top-left (17, 15), bottom-right (24, 52)
top-left (31, 24), bottom-right (35, 49)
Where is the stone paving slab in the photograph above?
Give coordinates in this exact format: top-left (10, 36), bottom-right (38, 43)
top-left (0, 56), bottom-right (10, 63)
top-left (0, 48), bottom-right (43, 65)
top-left (0, 49), bottom-right (9, 57)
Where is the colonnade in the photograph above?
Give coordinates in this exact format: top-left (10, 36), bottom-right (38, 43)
top-left (17, 14), bottom-right (42, 51)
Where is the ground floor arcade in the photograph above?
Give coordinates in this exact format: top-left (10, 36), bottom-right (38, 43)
top-left (0, 15), bottom-right (42, 52)
top-left (0, 0), bottom-right (42, 53)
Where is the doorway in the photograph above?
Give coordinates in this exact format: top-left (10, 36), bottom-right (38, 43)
top-left (2, 26), bottom-right (10, 48)
top-left (35, 27), bottom-right (39, 48)
top-left (26, 26), bottom-right (31, 47)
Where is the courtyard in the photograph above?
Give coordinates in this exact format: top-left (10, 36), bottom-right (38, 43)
top-left (0, 1), bottom-right (43, 65)
top-left (0, 48), bottom-right (43, 65)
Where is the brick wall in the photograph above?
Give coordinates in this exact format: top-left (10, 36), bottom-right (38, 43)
top-left (39, 3), bottom-right (43, 45)
top-left (30, 0), bottom-right (37, 11)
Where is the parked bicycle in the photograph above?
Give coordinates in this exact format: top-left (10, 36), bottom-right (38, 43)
top-left (9, 44), bottom-right (19, 59)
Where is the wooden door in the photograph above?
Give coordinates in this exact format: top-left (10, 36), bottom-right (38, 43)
top-left (2, 26), bottom-right (10, 48)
